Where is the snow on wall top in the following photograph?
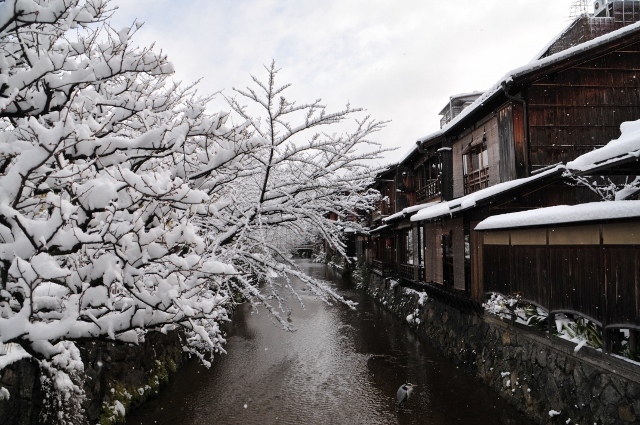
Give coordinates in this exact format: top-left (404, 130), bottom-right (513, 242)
top-left (410, 166), bottom-right (564, 223)
top-left (475, 200), bottom-right (640, 230)
top-left (567, 119), bottom-right (640, 171)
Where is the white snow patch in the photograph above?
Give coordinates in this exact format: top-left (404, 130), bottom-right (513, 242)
top-left (568, 119), bottom-right (640, 171)
top-left (476, 200), bottom-right (640, 230)
top-left (0, 344), bottom-right (31, 369)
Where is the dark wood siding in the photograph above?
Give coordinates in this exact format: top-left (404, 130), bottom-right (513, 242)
top-left (470, 226), bottom-right (484, 300)
top-left (512, 102), bottom-right (527, 178)
top-left (513, 246), bottom-right (549, 306)
top-left (604, 247), bottom-right (640, 325)
top-left (452, 217), bottom-right (466, 291)
top-left (424, 223), bottom-right (440, 284)
top-left (498, 104), bottom-right (516, 182)
top-left (483, 226), bottom-right (640, 327)
top-left (484, 245), bottom-right (511, 296)
top-left (527, 41), bottom-right (640, 172)
top-left (549, 246), bottom-right (602, 320)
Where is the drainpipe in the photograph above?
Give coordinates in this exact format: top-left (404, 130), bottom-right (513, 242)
top-left (502, 80), bottom-right (530, 177)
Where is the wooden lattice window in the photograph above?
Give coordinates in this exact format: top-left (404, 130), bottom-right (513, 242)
top-left (463, 140), bottom-right (489, 195)
top-left (416, 155), bottom-right (442, 203)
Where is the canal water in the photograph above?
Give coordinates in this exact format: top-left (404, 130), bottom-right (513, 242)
top-left (126, 260), bottom-right (533, 425)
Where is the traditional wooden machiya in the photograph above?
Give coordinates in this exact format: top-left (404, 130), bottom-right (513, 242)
top-left (363, 2), bottom-right (640, 349)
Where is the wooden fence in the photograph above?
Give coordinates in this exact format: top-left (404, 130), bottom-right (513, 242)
top-left (483, 224), bottom-right (640, 352)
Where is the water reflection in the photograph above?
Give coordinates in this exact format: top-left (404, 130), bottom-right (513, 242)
top-left (126, 260), bottom-right (532, 425)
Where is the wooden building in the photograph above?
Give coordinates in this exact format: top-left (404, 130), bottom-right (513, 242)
top-left (366, 3), bottom-right (640, 332)
top-left (476, 201), bottom-right (640, 353)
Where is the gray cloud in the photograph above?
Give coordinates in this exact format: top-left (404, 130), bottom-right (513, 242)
top-left (111, 0), bottom-right (576, 164)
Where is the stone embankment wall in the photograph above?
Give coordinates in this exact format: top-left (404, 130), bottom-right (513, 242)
top-left (364, 274), bottom-right (640, 425)
top-left (0, 331), bottom-right (187, 425)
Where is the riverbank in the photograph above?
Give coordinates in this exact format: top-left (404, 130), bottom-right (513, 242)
top-left (0, 331), bottom-right (187, 425)
top-left (125, 259), bottom-right (533, 425)
top-left (359, 270), bottom-right (640, 425)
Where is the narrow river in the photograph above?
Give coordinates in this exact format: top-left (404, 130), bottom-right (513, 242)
top-left (126, 260), bottom-right (533, 425)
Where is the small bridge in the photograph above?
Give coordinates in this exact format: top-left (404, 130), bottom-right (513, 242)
top-left (292, 244), bottom-right (316, 258)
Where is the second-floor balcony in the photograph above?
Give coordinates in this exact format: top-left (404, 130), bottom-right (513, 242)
top-left (464, 167), bottom-right (489, 195)
top-left (400, 263), bottom-right (425, 282)
top-left (371, 259), bottom-right (396, 277)
top-left (416, 179), bottom-right (441, 203)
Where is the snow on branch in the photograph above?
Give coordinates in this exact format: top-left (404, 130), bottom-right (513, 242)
top-left (0, 2), bottom-right (390, 420)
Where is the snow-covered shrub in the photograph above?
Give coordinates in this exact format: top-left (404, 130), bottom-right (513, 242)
top-left (555, 314), bottom-right (603, 351)
top-left (352, 261), bottom-right (370, 289)
top-left (39, 342), bottom-right (86, 425)
top-left (312, 251), bottom-right (327, 264)
top-left (485, 295), bottom-right (605, 353)
top-left (484, 293), bottom-right (548, 331)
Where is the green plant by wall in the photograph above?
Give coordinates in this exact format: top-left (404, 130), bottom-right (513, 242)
top-left (558, 316), bottom-right (603, 349)
top-left (98, 356), bottom-right (177, 425)
top-left (353, 261), bottom-right (370, 290)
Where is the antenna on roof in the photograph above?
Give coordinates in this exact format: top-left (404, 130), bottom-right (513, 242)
top-left (569, 0), bottom-right (589, 18)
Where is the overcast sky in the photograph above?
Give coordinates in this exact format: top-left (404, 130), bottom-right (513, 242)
top-left (110, 0), bottom-right (582, 165)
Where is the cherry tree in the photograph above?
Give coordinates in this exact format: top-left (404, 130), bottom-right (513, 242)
top-left (195, 61), bottom-right (388, 328)
top-left (0, 0), bottom-right (235, 419)
top-left (0, 0), bottom-right (387, 421)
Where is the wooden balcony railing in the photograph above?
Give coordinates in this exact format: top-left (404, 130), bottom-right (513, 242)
top-left (372, 259), bottom-right (383, 270)
top-left (371, 259), bottom-right (396, 277)
top-left (416, 179), bottom-right (441, 203)
top-left (464, 167), bottom-right (489, 195)
top-left (399, 264), bottom-right (426, 282)
top-left (400, 264), bottom-right (414, 280)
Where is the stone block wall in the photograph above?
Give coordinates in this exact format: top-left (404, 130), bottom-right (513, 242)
top-left (0, 331), bottom-right (187, 425)
top-left (365, 273), bottom-right (640, 425)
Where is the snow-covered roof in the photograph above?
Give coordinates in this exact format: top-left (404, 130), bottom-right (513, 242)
top-left (529, 18), bottom-right (580, 62)
top-left (396, 143), bottom-right (420, 165)
top-left (383, 200), bottom-right (443, 223)
top-left (410, 165), bottom-right (565, 223)
top-left (567, 119), bottom-right (640, 172)
top-left (416, 129), bottom-right (443, 145)
top-left (369, 224), bottom-right (390, 234)
top-left (475, 200), bottom-right (640, 231)
top-left (508, 20), bottom-right (640, 82)
top-left (437, 91), bottom-right (484, 116)
top-left (416, 20), bottom-right (640, 142)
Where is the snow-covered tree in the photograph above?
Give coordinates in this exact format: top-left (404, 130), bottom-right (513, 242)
top-left (193, 60), bottom-right (388, 329)
top-left (0, 0), bottom-right (387, 420)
